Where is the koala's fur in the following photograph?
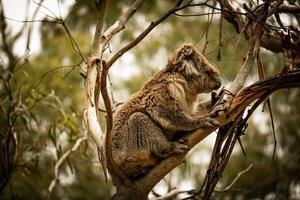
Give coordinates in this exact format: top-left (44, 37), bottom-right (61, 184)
top-left (111, 44), bottom-right (221, 178)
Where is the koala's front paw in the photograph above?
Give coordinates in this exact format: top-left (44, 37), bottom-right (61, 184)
top-left (210, 102), bottom-right (227, 117)
top-left (172, 140), bottom-right (190, 154)
top-left (200, 116), bottom-right (221, 128)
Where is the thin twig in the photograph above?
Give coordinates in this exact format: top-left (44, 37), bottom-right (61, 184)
top-left (34, 60), bottom-right (83, 89)
top-left (46, 131), bottom-right (88, 199)
top-left (91, 0), bottom-right (146, 60)
top-left (190, 2), bottom-right (249, 17)
top-left (151, 189), bottom-right (187, 200)
top-left (202, 1), bottom-right (216, 54)
top-left (0, 15), bottom-right (61, 23)
top-left (106, 0), bottom-right (184, 68)
top-left (215, 164), bottom-right (253, 192)
top-left (33, 0), bottom-right (58, 19)
top-left (173, 12), bottom-right (221, 17)
top-left (60, 22), bottom-right (85, 61)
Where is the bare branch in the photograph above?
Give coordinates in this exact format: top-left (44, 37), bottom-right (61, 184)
top-left (91, 0), bottom-right (146, 60)
top-left (46, 131), bottom-right (88, 200)
top-left (33, 0), bottom-right (58, 19)
top-left (215, 164), bottom-right (253, 192)
top-left (216, 0), bottom-right (300, 54)
top-left (174, 12), bottom-right (222, 17)
top-left (91, 0), bottom-right (108, 59)
top-left (278, 5), bottom-right (300, 14)
top-left (190, 2), bottom-right (249, 17)
top-left (84, 0), bottom-right (107, 149)
top-left (84, 1), bottom-right (108, 184)
top-left (60, 21), bottom-right (85, 61)
top-left (34, 60), bottom-right (83, 89)
top-left (12, 0), bottom-right (45, 43)
top-left (225, 0), bottom-right (275, 94)
top-left (228, 43), bottom-right (255, 94)
top-left (0, 16), bottom-right (61, 23)
top-left (0, 0), bottom-right (16, 76)
top-left (106, 0), bottom-right (184, 68)
top-left (151, 189), bottom-right (184, 200)
top-left (202, 1), bottom-right (216, 54)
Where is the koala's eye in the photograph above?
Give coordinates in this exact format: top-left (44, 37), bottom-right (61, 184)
top-left (204, 69), bottom-right (211, 74)
top-left (205, 70), bottom-right (215, 76)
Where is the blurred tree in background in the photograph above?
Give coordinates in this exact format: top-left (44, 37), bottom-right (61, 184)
top-left (0, 0), bottom-right (300, 199)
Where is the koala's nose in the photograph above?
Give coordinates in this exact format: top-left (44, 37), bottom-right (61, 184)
top-left (213, 78), bottom-right (221, 90)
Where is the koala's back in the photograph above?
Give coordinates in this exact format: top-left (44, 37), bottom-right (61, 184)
top-left (111, 70), bottom-right (171, 177)
top-left (112, 69), bottom-right (169, 140)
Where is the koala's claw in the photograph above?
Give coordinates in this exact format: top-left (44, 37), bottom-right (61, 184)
top-left (172, 141), bottom-right (190, 154)
top-left (201, 117), bottom-right (221, 128)
top-left (178, 138), bottom-right (188, 145)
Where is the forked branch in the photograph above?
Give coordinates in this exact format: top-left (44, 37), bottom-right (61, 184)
top-left (106, 0), bottom-right (184, 68)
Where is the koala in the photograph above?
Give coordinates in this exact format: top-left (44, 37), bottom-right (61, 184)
top-left (110, 44), bottom-right (221, 178)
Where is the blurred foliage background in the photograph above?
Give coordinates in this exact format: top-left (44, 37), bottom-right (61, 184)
top-left (0, 0), bottom-right (299, 199)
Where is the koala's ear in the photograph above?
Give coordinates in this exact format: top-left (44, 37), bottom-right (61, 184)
top-left (175, 44), bottom-right (195, 63)
top-left (173, 44), bottom-right (203, 75)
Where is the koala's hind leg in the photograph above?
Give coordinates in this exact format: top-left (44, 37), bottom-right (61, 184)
top-left (127, 112), bottom-right (189, 158)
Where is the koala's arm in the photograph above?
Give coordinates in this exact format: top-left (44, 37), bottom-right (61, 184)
top-left (152, 97), bottom-right (220, 132)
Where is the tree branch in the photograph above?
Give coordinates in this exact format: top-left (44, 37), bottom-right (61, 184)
top-left (114, 68), bottom-right (300, 199)
top-left (100, 60), bottom-right (130, 186)
top-left (228, 39), bottom-right (255, 94)
top-left (90, 0), bottom-right (107, 58)
top-left (91, 0), bottom-right (146, 60)
top-left (278, 5), bottom-right (300, 14)
top-left (106, 0), bottom-right (184, 68)
top-left (84, 0), bottom-right (108, 182)
top-left (46, 131), bottom-right (88, 200)
top-left (216, 0), bottom-right (300, 54)
top-left (0, 0), bottom-right (16, 77)
top-left (151, 188), bottom-right (186, 200)
top-left (12, 0), bottom-right (45, 45)
top-left (215, 164), bottom-right (253, 192)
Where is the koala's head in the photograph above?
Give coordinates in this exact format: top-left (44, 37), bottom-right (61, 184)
top-left (168, 44), bottom-right (221, 94)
